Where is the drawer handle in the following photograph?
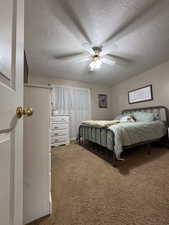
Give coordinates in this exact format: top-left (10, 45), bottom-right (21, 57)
top-left (54, 127), bottom-right (67, 129)
top-left (54, 133), bottom-right (67, 136)
top-left (53, 123), bottom-right (68, 125)
top-left (54, 139), bottom-right (66, 143)
top-left (54, 127), bottom-right (67, 130)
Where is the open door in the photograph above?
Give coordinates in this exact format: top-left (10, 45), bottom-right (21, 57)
top-left (23, 85), bottom-right (52, 224)
top-left (0, 0), bottom-right (24, 225)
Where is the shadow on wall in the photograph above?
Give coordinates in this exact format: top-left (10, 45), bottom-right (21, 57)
top-left (49, 0), bottom-right (167, 50)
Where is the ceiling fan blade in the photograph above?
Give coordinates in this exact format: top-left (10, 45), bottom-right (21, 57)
top-left (102, 57), bottom-right (116, 66)
top-left (106, 54), bottom-right (131, 65)
top-left (101, 0), bottom-right (159, 50)
top-left (54, 52), bottom-right (90, 63)
top-left (52, 0), bottom-right (91, 45)
top-left (82, 43), bottom-right (95, 55)
top-left (101, 43), bottom-right (118, 55)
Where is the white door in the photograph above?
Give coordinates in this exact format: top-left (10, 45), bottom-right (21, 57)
top-left (0, 0), bottom-right (24, 225)
top-left (23, 86), bottom-right (52, 224)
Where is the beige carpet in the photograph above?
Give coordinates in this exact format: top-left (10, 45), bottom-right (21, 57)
top-left (29, 143), bottom-right (169, 225)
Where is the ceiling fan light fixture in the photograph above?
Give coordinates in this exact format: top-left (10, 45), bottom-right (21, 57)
top-left (89, 56), bottom-right (102, 71)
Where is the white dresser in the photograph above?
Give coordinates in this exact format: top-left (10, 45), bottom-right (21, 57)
top-left (51, 114), bottom-right (70, 146)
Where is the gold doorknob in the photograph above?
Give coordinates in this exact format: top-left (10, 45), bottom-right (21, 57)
top-left (16, 107), bottom-right (33, 118)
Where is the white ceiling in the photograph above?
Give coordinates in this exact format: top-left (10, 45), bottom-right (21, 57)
top-left (25, 0), bottom-right (169, 85)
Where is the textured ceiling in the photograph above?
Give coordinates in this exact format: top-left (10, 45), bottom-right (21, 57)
top-left (25, 0), bottom-right (169, 85)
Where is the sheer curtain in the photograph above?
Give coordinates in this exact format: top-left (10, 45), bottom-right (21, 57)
top-left (51, 86), bottom-right (91, 139)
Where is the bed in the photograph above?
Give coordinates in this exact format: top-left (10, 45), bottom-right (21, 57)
top-left (78, 106), bottom-right (168, 166)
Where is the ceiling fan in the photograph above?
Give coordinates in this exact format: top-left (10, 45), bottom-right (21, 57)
top-left (51, 0), bottom-right (158, 72)
top-left (86, 46), bottom-right (117, 71)
top-left (55, 44), bottom-right (131, 72)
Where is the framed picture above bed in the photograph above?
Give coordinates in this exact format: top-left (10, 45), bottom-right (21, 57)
top-left (128, 85), bottom-right (153, 104)
top-left (98, 94), bottom-right (108, 108)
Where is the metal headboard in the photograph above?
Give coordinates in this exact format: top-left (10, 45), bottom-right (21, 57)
top-left (122, 105), bottom-right (169, 124)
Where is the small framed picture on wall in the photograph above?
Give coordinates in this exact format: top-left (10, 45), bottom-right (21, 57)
top-left (98, 94), bottom-right (108, 108)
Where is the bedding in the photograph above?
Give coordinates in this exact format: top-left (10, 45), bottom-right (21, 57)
top-left (82, 120), bottom-right (120, 128)
top-left (120, 115), bottom-right (136, 122)
top-left (109, 121), bottom-right (167, 159)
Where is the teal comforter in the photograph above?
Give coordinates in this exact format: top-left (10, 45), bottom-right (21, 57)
top-left (109, 121), bottom-right (167, 158)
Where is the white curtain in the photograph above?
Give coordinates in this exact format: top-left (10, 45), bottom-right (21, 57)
top-left (51, 86), bottom-right (91, 139)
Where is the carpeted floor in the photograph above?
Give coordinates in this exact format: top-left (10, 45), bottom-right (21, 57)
top-left (28, 143), bottom-right (169, 225)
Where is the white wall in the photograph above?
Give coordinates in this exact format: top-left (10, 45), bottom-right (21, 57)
top-left (111, 60), bottom-right (169, 116)
top-left (29, 59), bottom-right (169, 120)
top-left (29, 76), bottom-right (113, 120)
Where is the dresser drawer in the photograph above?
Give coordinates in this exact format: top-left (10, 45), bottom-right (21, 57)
top-left (51, 123), bottom-right (69, 130)
top-left (51, 130), bottom-right (68, 137)
top-left (51, 116), bottom-right (69, 123)
top-left (51, 115), bottom-right (70, 146)
top-left (51, 136), bottom-right (69, 144)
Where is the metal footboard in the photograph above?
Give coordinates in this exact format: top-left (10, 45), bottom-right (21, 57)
top-left (78, 125), bottom-right (117, 167)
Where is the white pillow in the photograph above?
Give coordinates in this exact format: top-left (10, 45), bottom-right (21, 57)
top-left (133, 112), bottom-right (154, 122)
top-left (120, 115), bottom-right (136, 123)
